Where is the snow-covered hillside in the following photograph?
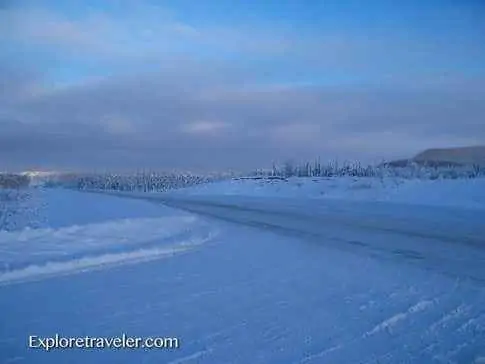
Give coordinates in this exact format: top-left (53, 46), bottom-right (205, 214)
top-left (1, 180), bottom-right (484, 363)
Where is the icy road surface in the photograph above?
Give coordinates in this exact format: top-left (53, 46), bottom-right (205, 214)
top-left (1, 186), bottom-right (485, 364)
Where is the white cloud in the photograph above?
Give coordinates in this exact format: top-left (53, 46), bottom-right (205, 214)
top-left (182, 121), bottom-right (230, 135)
top-left (0, 6), bottom-right (296, 59)
top-left (271, 123), bottom-right (322, 145)
top-left (101, 114), bottom-right (135, 135)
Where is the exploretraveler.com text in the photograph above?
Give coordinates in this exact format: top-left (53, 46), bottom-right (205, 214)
top-left (28, 334), bottom-right (180, 351)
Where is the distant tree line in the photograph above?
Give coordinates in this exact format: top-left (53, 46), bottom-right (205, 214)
top-left (48, 171), bottom-right (231, 192)
top-left (249, 159), bottom-right (484, 180)
top-left (36, 158), bottom-right (485, 196)
top-left (0, 174), bottom-right (30, 189)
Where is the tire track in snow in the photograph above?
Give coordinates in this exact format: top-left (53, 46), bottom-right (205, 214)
top-left (167, 349), bottom-right (213, 364)
top-left (426, 304), bottom-right (470, 334)
top-left (363, 300), bottom-right (434, 337)
top-left (295, 300), bottom-right (435, 364)
top-left (297, 344), bottom-right (343, 364)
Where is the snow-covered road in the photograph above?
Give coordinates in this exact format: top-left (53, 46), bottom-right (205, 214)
top-left (157, 194), bottom-right (485, 284)
top-left (1, 186), bottom-right (484, 363)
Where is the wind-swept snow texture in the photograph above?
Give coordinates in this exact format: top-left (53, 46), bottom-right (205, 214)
top-left (1, 184), bottom-right (485, 364)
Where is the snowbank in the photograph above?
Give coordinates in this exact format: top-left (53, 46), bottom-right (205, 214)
top-left (168, 176), bottom-right (485, 210)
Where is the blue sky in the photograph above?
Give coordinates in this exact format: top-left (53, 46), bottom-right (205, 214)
top-left (1, 0), bottom-right (484, 171)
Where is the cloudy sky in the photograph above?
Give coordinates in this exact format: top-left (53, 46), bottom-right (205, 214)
top-left (1, 0), bottom-right (484, 172)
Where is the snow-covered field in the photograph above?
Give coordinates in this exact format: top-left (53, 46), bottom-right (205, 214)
top-left (1, 177), bottom-right (485, 363)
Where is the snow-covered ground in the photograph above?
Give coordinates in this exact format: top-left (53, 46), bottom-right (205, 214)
top-left (1, 178), bottom-right (485, 363)
top-left (167, 176), bottom-right (485, 210)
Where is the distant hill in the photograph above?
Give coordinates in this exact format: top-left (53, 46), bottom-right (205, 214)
top-left (413, 146), bottom-right (485, 166)
top-left (382, 146), bottom-right (485, 168)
